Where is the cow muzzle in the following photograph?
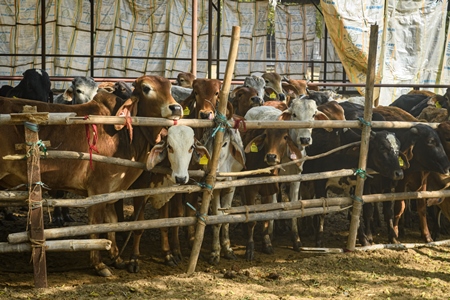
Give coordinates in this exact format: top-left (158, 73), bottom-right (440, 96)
top-left (265, 153), bottom-right (279, 165)
top-left (175, 176), bottom-right (188, 184)
top-left (299, 137), bottom-right (312, 146)
top-left (169, 104), bottom-right (183, 117)
top-left (199, 110), bottom-right (214, 120)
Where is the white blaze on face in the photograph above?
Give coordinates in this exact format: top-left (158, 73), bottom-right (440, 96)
top-left (386, 133), bottom-right (400, 155)
top-left (288, 98), bottom-right (317, 146)
top-left (35, 69), bottom-right (43, 76)
top-left (167, 125), bottom-right (195, 184)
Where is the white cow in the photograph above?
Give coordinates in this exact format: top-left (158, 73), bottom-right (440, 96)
top-left (128, 125), bottom-right (210, 271)
top-left (201, 126), bottom-right (246, 265)
top-left (54, 76), bottom-right (98, 104)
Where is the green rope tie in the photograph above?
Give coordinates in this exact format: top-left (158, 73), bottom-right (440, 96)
top-left (186, 202), bottom-right (207, 223)
top-left (351, 194), bottom-right (364, 204)
top-left (211, 112), bottom-right (229, 138)
top-left (24, 122), bottom-right (39, 132)
top-left (33, 181), bottom-right (50, 190)
top-left (358, 117), bottom-right (371, 127)
top-left (195, 182), bottom-right (213, 190)
top-left (354, 168), bottom-right (373, 179)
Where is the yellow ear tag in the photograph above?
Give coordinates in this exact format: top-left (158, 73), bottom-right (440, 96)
top-left (435, 102), bottom-right (442, 108)
top-left (250, 142), bottom-right (258, 153)
top-left (270, 92), bottom-right (277, 99)
top-left (398, 156), bottom-right (404, 167)
top-left (199, 154), bottom-right (209, 165)
top-left (183, 106), bottom-right (190, 116)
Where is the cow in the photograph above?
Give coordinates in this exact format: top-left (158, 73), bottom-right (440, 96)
top-left (6, 69), bottom-right (52, 103)
top-left (127, 125), bottom-right (210, 272)
top-left (176, 72), bottom-right (196, 88)
top-left (243, 75), bottom-right (265, 99)
top-left (262, 72), bottom-right (286, 102)
top-left (201, 126), bottom-right (246, 265)
top-left (98, 81), bottom-right (133, 100)
top-left (0, 75), bottom-right (183, 277)
top-left (53, 76), bottom-right (98, 105)
top-left (229, 86), bottom-right (263, 117)
top-left (241, 105), bottom-right (304, 260)
top-left (339, 103), bottom-right (450, 243)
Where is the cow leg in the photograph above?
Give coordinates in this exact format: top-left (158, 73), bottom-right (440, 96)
top-left (157, 203), bottom-right (175, 266)
top-left (184, 193), bottom-right (199, 248)
top-left (244, 187), bottom-right (258, 261)
top-left (313, 214), bottom-right (325, 247)
top-left (289, 181), bottom-right (302, 251)
top-left (358, 203), bottom-right (374, 246)
top-left (169, 194), bottom-right (183, 264)
top-left (221, 187), bottom-right (236, 260)
top-left (128, 196), bottom-right (146, 273)
top-left (417, 198), bottom-right (433, 243)
top-left (104, 203), bottom-right (125, 270)
top-left (393, 200), bottom-right (406, 242)
top-left (383, 201), bottom-right (398, 244)
top-left (88, 203), bottom-right (112, 277)
top-left (209, 189), bottom-right (222, 265)
top-left (268, 194), bottom-right (277, 240)
top-left (261, 195), bottom-right (275, 255)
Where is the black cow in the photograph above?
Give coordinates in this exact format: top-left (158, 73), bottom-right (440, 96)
top-left (6, 69), bottom-right (52, 102)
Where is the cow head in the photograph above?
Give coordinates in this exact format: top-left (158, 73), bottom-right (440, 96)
top-left (146, 125), bottom-right (209, 184)
top-left (243, 75), bottom-right (265, 99)
top-left (230, 86), bottom-right (263, 117)
top-left (181, 78), bottom-right (222, 120)
top-left (6, 68), bottom-right (51, 102)
top-left (71, 76), bottom-right (98, 104)
top-left (244, 128), bottom-right (302, 168)
top-left (400, 124), bottom-right (450, 175)
top-left (202, 127), bottom-right (246, 173)
top-left (262, 72), bottom-right (286, 101)
top-left (176, 72), bottom-right (196, 88)
top-left (129, 75), bottom-right (182, 120)
top-left (368, 131), bottom-right (405, 180)
top-left (279, 98), bottom-right (330, 147)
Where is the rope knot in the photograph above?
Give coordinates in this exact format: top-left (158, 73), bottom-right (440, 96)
top-left (186, 202), bottom-right (207, 223)
top-left (357, 117), bottom-right (371, 127)
top-left (211, 112), bottom-right (230, 138)
top-left (351, 194), bottom-right (364, 204)
top-left (354, 168), bottom-right (372, 179)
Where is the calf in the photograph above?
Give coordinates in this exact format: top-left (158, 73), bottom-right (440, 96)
top-left (176, 72), bottom-right (196, 88)
top-left (201, 126), bottom-right (245, 265)
top-left (243, 75), bottom-right (265, 99)
top-left (6, 69), bottom-right (52, 102)
top-left (262, 72), bottom-right (286, 101)
top-left (230, 86), bottom-right (263, 117)
top-left (127, 125), bottom-right (210, 271)
top-left (241, 105), bottom-right (303, 260)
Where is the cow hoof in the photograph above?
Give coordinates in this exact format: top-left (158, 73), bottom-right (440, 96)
top-left (209, 253), bottom-right (220, 265)
top-left (223, 249), bottom-right (237, 260)
top-left (245, 242), bottom-right (255, 262)
top-left (112, 258), bottom-right (127, 270)
top-left (127, 256), bottom-right (140, 273)
top-left (164, 254), bottom-right (179, 267)
top-left (424, 235), bottom-right (433, 243)
top-left (262, 243), bottom-right (274, 255)
top-left (96, 264), bottom-right (113, 277)
top-left (292, 241), bottom-right (301, 252)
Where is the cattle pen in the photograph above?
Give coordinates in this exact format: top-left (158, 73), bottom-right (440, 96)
top-left (0, 25), bottom-right (450, 294)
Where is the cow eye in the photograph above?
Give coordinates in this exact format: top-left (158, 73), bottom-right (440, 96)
top-left (292, 113), bottom-right (297, 118)
top-left (76, 89), bottom-right (82, 94)
top-left (215, 92), bottom-right (219, 96)
top-left (222, 142), bottom-right (228, 148)
top-left (283, 135), bottom-right (288, 140)
top-left (167, 145), bottom-right (174, 153)
top-left (143, 86), bottom-right (151, 93)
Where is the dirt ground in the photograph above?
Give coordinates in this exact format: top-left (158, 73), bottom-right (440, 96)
top-left (1, 196), bottom-right (450, 300)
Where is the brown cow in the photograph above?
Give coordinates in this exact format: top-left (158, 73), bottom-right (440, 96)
top-left (0, 75), bottom-right (182, 277)
top-left (176, 72), bottom-right (196, 88)
top-left (229, 86), bottom-right (263, 117)
top-left (262, 72), bottom-right (286, 102)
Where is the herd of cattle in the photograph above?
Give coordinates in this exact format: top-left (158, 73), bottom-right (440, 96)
top-left (1, 69), bottom-right (450, 277)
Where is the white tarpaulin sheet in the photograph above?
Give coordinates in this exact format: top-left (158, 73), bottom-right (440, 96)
top-left (321, 0), bottom-right (448, 105)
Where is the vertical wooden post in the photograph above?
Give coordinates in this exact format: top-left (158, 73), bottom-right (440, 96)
top-left (186, 26), bottom-right (240, 275)
top-left (23, 107), bottom-right (48, 288)
top-left (191, 0), bottom-right (198, 77)
top-left (346, 24), bottom-right (379, 251)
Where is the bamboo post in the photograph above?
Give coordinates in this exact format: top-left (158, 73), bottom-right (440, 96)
top-left (346, 24), bottom-right (379, 251)
top-left (23, 107), bottom-right (47, 288)
top-left (187, 26), bottom-right (240, 275)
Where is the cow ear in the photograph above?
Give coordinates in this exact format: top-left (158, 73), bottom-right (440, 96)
top-left (146, 141), bottom-right (167, 171)
top-left (314, 111), bottom-right (333, 131)
top-left (278, 110), bottom-right (292, 121)
top-left (115, 97), bottom-right (138, 131)
top-left (180, 93), bottom-right (196, 117)
top-left (399, 151), bottom-right (411, 169)
top-left (226, 101), bottom-right (234, 119)
top-left (193, 139), bottom-right (211, 163)
top-left (230, 134), bottom-right (246, 169)
top-left (244, 134), bottom-right (266, 153)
